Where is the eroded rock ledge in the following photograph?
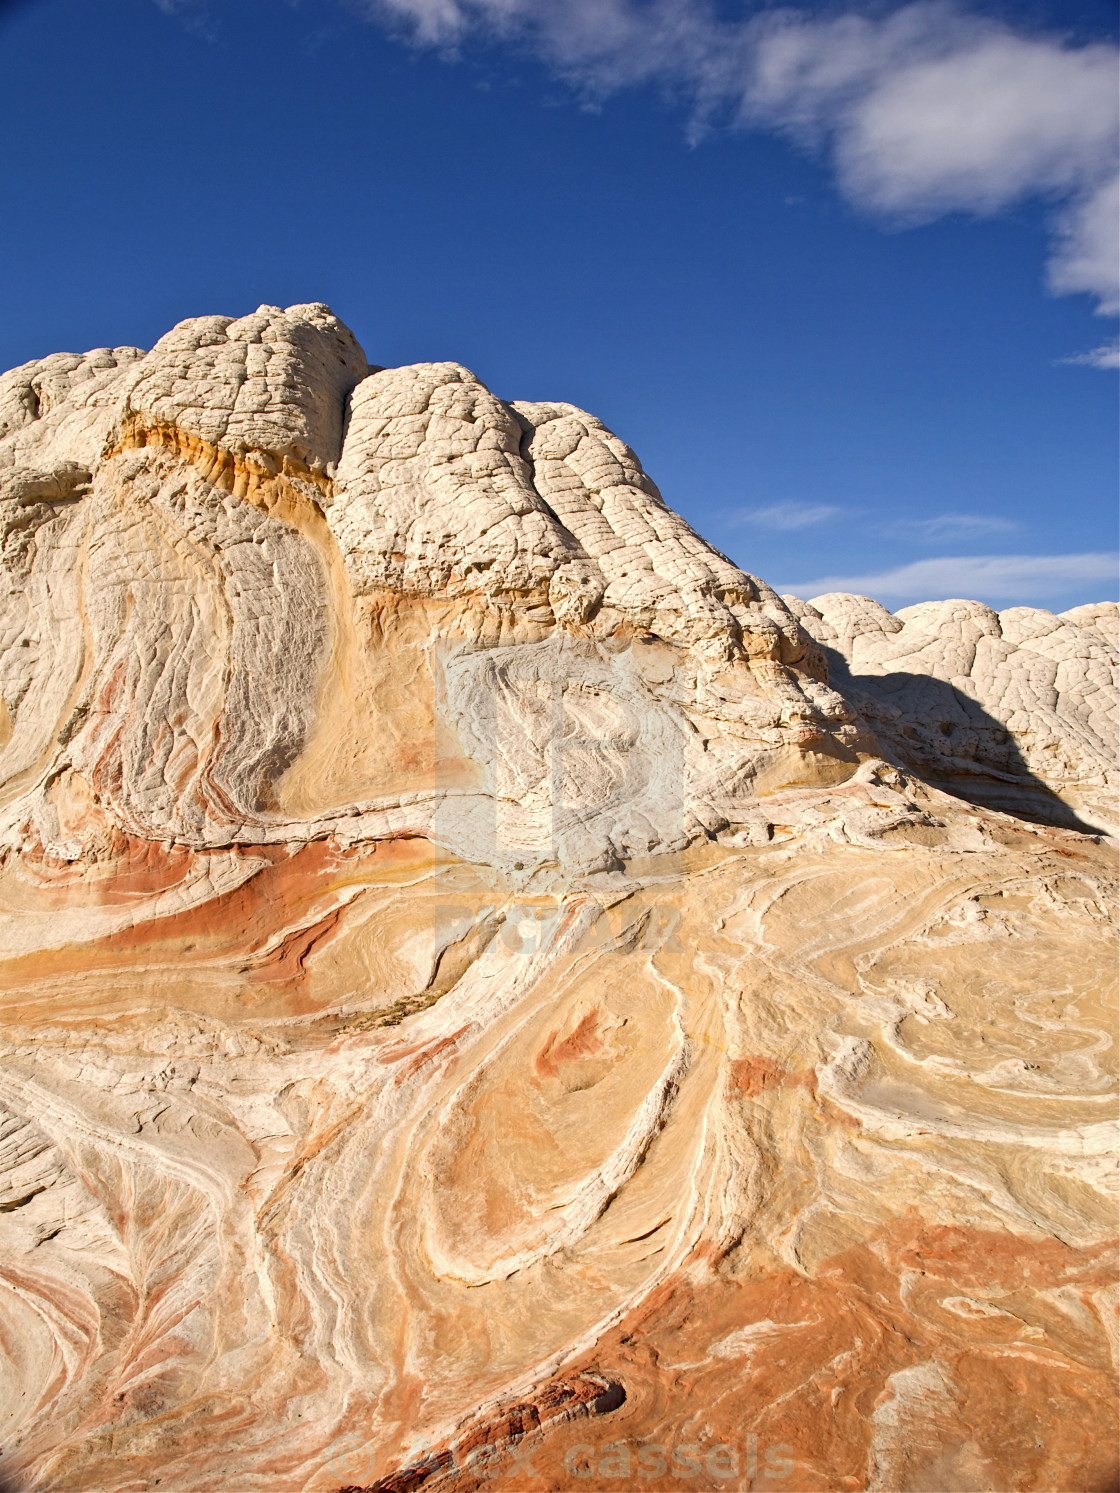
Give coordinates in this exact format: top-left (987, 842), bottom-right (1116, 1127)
top-left (0, 305), bottom-right (1115, 1493)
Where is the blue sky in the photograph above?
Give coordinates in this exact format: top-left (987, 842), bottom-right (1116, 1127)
top-left (0, 0), bottom-right (1115, 611)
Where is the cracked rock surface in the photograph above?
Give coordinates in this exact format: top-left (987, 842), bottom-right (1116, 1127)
top-left (0, 305), bottom-right (1115, 1493)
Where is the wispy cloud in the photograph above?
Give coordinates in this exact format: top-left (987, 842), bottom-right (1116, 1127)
top-left (1058, 339), bottom-right (1120, 371)
top-left (744, 7), bottom-right (1118, 319)
top-left (352, 0), bottom-right (1120, 327)
top-left (777, 551), bottom-right (1119, 605)
top-left (150, 0), bottom-right (213, 30)
top-left (732, 500), bottom-right (843, 531)
top-left (891, 512), bottom-right (1016, 541)
top-left (1047, 172), bottom-right (1119, 318)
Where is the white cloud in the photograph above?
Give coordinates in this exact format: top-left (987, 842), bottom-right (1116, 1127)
top-left (367, 0), bottom-right (697, 79)
top-left (892, 512), bottom-right (1016, 540)
top-left (747, 14), bottom-right (1116, 209)
top-left (1059, 338), bottom-right (1120, 371)
top-left (777, 552), bottom-right (1119, 605)
top-left (378, 0), bottom-right (466, 45)
top-left (353, 0), bottom-right (1119, 326)
top-left (1048, 174), bottom-right (1120, 316)
top-left (733, 500), bottom-right (842, 530)
top-left (737, 7), bottom-right (1120, 320)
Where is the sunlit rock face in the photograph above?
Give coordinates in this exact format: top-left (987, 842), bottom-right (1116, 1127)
top-left (0, 305), bottom-right (1115, 1493)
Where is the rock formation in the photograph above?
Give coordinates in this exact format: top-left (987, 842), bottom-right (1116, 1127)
top-left (784, 592), bottom-right (1117, 834)
top-left (0, 304), bottom-right (1115, 1493)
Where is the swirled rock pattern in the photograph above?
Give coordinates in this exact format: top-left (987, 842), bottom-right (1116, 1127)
top-left (0, 305), bottom-right (1115, 1493)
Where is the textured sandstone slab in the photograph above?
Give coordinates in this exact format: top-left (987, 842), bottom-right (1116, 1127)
top-left (0, 305), bottom-right (1115, 1493)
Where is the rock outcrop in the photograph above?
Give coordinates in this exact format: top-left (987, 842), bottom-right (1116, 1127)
top-left (784, 591), bottom-right (1118, 833)
top-left (0, 305), bottom-right (1115, 1493)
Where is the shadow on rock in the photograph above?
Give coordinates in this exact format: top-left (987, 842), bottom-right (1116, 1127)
top-left (822, 646), bottom-right (1103, 835)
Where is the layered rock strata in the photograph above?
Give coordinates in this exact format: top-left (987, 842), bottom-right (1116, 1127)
top-left (0, 305), bottom-right (1115, 1493)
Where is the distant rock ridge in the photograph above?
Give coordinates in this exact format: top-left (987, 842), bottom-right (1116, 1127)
top-left (0, 305), bottom-right (1115, 1493)
top-left (784, 592), bottom-right (1117, 832)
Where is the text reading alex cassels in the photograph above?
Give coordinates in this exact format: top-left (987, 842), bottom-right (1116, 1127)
top-left (559, 1438), bottom-right (794, 1481)
top-left (327, 1435), bottom-right (796, 1485)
